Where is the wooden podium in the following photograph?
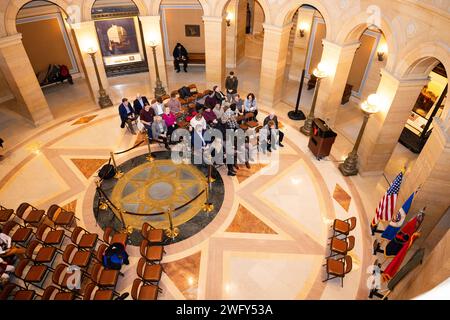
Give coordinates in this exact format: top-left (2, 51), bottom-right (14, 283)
top-left (308, 118), bottom-right (337, 160)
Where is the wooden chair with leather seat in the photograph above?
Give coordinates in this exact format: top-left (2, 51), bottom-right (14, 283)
top-left (323, 255), bottom-right (353, 287)
top-left (1, 220), bottom-right (33, 247)
top-left (15, 258), bottom-right (49, 290)
top-left (52, 263), bottom-right (77, 291)
top-left (83, 282), bottom-right (115, 300)
top-left (136, 257), bottom-right (164, 286)
top-left (103, 226), bottom-right (128, 246)
top-left (62, 243), bottom-right (91, 270)
top-left (139, 239), bottom-right (164, 264)
top-left (35, 223), bottom-right (66, 251)
top-left (0, 205), bottom-right (14, 223)
top-left (331, 217), bottom-right (357, 238)
top-left (93, 243), bottom-right (108, 263)
top-left (0, 283), bottom-right (36, 300)
top-left (89, 263), bottom-right (121, 292)
top-left (15, 202), bottom-right (46, 226)
top-left (46, 204), bottom-right (78, 232)
top-left (329, 235), bottom-right (355, 258)
top-left (71, 226), bottom-right (101, 251)
top-left (131, 278), bottom-right (159, 300)
top-left (41, 285), bottom-right (75, 300)
top-left (141, 222), bottom-right (165, 245)
top-left (25, 240), bottom-right (58, 270)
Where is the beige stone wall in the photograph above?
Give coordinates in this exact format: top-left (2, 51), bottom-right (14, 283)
top-left (390, 227), bottom-right (450, 300)
top-left (0, 69), bottom-right (13, 103)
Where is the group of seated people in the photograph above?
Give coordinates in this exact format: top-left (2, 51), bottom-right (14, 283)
top-left (118, 83), bottom-right (285, 176)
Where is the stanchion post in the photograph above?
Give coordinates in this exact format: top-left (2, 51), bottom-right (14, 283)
top-left (110, 151), bottom-right (124, 178)
top-left (146, 133), bottom-right (154, 162)
top-left (203, 180), bottom-right (214, 213)
top-left (207, 164), bottom-right (216, 184)
top-left (164, 208), bottom-right (179, 239)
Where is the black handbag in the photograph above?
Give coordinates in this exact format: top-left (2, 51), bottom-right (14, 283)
top-left (98, 158), bottom-right (115, 180)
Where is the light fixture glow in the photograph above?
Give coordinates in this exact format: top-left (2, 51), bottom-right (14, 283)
top-left (226, 12), bottom-right (234, 26)
top-left (313, 62), bottom-right (330, 78)
top-left (361, 94), bottom-right (381, 114)
top-left (298, 22), bottom-right (310, 37)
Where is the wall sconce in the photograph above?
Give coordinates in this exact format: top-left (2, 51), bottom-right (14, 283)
top-left (298, 22), bottom-right (309, 38)
top-left (377, 43), bottom-right (388, 61)
top-left (226, 12), bottom-right (233, 27)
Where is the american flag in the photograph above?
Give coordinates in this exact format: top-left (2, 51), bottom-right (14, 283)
top-left (371, 171), bottom-right (403, 227)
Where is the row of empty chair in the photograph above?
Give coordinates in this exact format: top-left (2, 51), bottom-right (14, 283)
top-left (0, 202), bottom-right (133, 300)
top-left (323, 217), bottom-right (357, 287)
top-left (130, 222), bottom-right (166, 300)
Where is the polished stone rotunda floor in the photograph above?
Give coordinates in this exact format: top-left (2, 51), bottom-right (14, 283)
top-left (94, 151), bottom-right (225, 245)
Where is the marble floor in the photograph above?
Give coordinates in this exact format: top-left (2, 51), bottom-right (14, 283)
top-left (0, 57), bottom-right (419, 299)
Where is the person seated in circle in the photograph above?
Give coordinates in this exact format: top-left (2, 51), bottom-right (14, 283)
top-left (244, 93), bottom-right (258, 118)
top-left (213, 85), bottom-right (226, 105)
top-left (162, 106), bottom-right (177, 142)
top-left (118, 98), bottom-right (137, 134)
top-left (189, 113), bottom-right (207, 149)
top-left (223, 103), bottom-right (239, 130)
top-left (167, 92), bottom-right (181, 114)
top-left (233, 94), bottom-right (244, 116)
top-left (151, 116), bottom-right (169, 150)
top-left (152, 97), bottom-right (165, 116)
top-left (139, 102), bottom-right (155, 140)
top-left (204, 90), bottom-right (217, 110)
top-left (263, 112), bottom-right (284, 147)
top-left (202, 105), bottom-right (218, 126)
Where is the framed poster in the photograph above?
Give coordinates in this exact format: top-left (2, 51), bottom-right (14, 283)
top-left (185, 24), bottom-right (200, 37)
top-left (95, 17), bottom-right (144, 66)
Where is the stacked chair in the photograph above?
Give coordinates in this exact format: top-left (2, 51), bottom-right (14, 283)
top-left (131, 223), bottom-right (166, 300)
top-left (0, 202), bottom-right (129, 300)
top-left (323, 217), bottom-right (357, 287)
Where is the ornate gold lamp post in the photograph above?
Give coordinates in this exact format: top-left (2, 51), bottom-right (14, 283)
top-left (148, 41), bottom-right (166, 99)
top-left (339, 94), bottom-right (381, 176)
top-left (300, 62), bottom-right (329, 136)
top-left (86, 47), bottom-right (113, 108)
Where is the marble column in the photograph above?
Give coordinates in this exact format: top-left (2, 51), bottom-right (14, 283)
top-left (399, 117), bottom-right (450, 244)
top-left (315, 40), bottom-right (360, 125)
top-left (72, 21), bottom-right (110, 102)
top-left (140, 15), bottom-right (168, 90)
top-left (225, 0), bottom-right (237, 68)
top-left (359, 69), bottom-right (428, 174)
top-left (203, 16), bottom-right (226, 88)
top-left (0, 34), bottom-right (53, 126)
top-left (288, 8), bottom-right (314, 82)
top-left (258, 23), bottom-right (292, 107)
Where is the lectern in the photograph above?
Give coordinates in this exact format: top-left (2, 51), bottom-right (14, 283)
top-left (308, 118), bottom-right (337, 160)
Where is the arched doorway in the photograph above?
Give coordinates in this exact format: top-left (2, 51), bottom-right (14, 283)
top-left (222, 0), bottom-right (266, 96)
top-left (14, 0), bottom-right (92, 119)
top-left (283, 5), bottom-right (327, 113)
top-left (334, 26), bottom-right (389, 147)
top-left (159, 0), bottom-right (207, 90)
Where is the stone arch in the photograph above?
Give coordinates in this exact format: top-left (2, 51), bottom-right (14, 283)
top-left (82, 0), bottom-right (149, 21)
top-left (395, 41), bottom-right (450, 79)
top-left (214, 0), bottom-right (270, 22)
top-left (5, 0), bottom-right (74, 35)
top-left (395, 41), bottom-right (450, 123)
top-left (150, 0), bottom-right (208, 16)
top-left (274, 1), bottom-right (332, 36)
top-left (335, 10), bottom-right (399, 71)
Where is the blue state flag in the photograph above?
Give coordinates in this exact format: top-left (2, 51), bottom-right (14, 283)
top-left (381, 191), bottom-right (416, 241)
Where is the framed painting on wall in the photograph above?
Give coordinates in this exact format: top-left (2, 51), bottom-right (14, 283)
top-left (95, 17), bottom-right (144, 66)
top-left (185, 24), bottom-right (200, 37)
